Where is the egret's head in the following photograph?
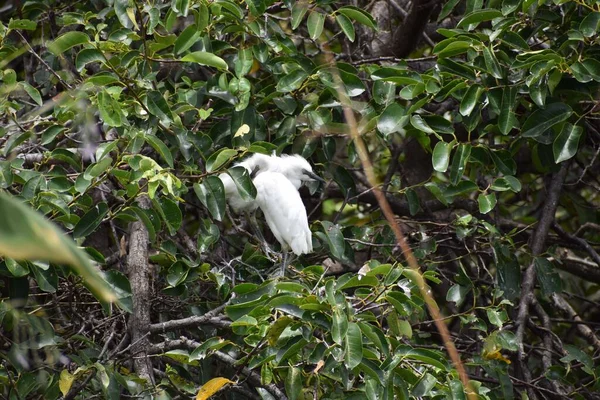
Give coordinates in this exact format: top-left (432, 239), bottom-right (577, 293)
top-left (279, 154), bottom-right (325, 188)
top-left (237, 153), bottom-right (272, 173)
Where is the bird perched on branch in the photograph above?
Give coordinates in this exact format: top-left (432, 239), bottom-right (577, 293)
top-left (219, 153), bottom-right (324, 272)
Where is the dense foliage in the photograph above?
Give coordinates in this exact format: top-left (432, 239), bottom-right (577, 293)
top-left (1, 0), bottom-right (600, 399)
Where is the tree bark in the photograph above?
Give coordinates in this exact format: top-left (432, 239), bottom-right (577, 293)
top-left (127, 194), bottom-right (154, 384)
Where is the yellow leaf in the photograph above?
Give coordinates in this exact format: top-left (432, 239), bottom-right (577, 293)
top-left (126, 8), bottom-right (139, 31)
top-left (196, 377), bottom-right (233, 400)
top-left (59, 369), bottom-right (75, 396)
top-left (233, 124), bottom-right (250, 138)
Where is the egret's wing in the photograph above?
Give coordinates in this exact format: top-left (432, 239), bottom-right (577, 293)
top-left (253, 172), bottom-right (312, 255)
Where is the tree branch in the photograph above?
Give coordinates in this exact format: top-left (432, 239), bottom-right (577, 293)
top-left (515, 164), bottom-right (568, 394)
top-left (127, 194), bottom-right (154, 384)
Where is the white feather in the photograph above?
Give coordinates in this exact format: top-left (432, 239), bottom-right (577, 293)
top-left (253, 171), bottom-right (313, 255)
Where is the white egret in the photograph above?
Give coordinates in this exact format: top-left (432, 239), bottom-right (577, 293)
top-left (218, 153), bottom-right (324, 273)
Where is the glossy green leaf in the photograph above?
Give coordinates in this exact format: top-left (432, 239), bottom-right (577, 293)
top-left (206, 148), bottom-right (238, 172)
top-left (317, 221), bottom-right (347, 262)
top-left (174, 24), bottom-right (200, 54)
top-left (194, 177), bottom-right (226, 221)
top-left (432, 141), bottom-right (452, 172)
top-left (146, 135), bottom-right (174, 168)
top-left (345, 322), bottom-right (363, 369)
top-left (457, 9), bottom-right (503, 29)
top-left (307, 11), bottom-right (325, 40)
top-left (73, 202), bottom-right (109, 239)
top-left (181, 51), bottom-right (228, 70)
top-left (97, 91), bottom-right (123, 127)
top-left (19, 82), bottom-right (42, 106)
top-left (332, 307), bottom-right (348, 345)
top-left (498, 86), bottom-right (518, 135)
top-left (145, 90), bottom-right (172, 122)
top-left (459, 85), bottom-right (483, 116)
top-left (483, 46), bottom-right (503, 78)
top-left (276, 69), bottom-right (308, 93)
top-left (410, 114), bottom-right (436, 135)
top-left (48, 31), bottom-right (89, 55)
top-left (0, 193), bottom-right (116, 302)
top-left (335, 14), bottom-right (355, 42)
top-left (580, 12), bottom-right (600, 37)
top-left (478, 192), bottom-right (497, 214)
top-left (291, 2), bottom-right (308, 30)
top-left (285, 366), bottom-right (302, 400)
top-left (227, 166), bottom-right (257, 200)
top-left (449, 144), bottom-right (471, 185)
top-left (337, 6), bottom-right (378, 29)
top-left (553, 123), bottom-right (583, 163)
top-left (76, 48), bottom-right (105, 71)
top-left (521, 103), bottom-right (572, 139)
top-left (493, 243), bottom-right (520, 300)
top-left (377, 103), bottom-right (407, 136)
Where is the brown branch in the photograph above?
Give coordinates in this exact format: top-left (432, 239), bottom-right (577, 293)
top-left (391, 0), bottom-right (441, 57)
top-left (515, 164), bottom-right (568, 394)
top-left (127, 194), bottom-right (154, 384)
top-left (149, 303), bottom-right (231, 333)
top-left (324, 51), bottom-right (475, 398)
top-left (552, 223), bottom-right (600, 266)
top-left (549, 293), bottom-right (600, 351)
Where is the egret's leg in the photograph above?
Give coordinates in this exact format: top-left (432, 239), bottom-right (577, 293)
top-left (280, 251), bottom-right (289, 276)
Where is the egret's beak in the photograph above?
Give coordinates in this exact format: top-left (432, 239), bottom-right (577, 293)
top-left (303, 169), bottom-right (326, 183)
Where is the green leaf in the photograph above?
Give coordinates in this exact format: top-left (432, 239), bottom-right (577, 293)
top-left (553, 123), bottom-right (583, 163)
top-left (227, 166), bottom-right (257, 200)
top-left (410, 114), bottom-right (436, 136)
top-left (317, 221), bottom-right (347, 262)
top-left (48, 31), bottom-right (89, 55)
top-left (291, 2), bottom-right (308, 30)
top-left (486, 308), bottom-right (505, 328)
top-left (457, 9), bottom-right (503, 29)
top-left (446, 284), bottom-right (469, 307)
top-left (489, 149), bottom-right (516, 175)
top-left (31, 263), bottom-right (57, 293)
top-left (73, 202), bottom-right (109, 239)
top-left (478, 192), bottom-right (497, 214)
top-left (335, 14), bottom-right (355, 42)
top-left (174, 24), bottom-right (200, 54)
top-left (534, 257), bottom-right (562, 296)
top-left (437, 58), bottom-right (476, 80)
top-left (307, 11), bottom-right (325, 40)
top-left (521, 102), bottom-right (572, 139)
top-left (345, 322), bottom-right (363, 369)
top-left (146, 135), bottom-right (174, 168)
top-left (159, 197), bottom-right (182, 235)
top-left (97, 91), bottom-right (123, 127)
top-left (0, 193), bottom-right (116, 302)
top-left (377, 103), bottom-right (407, 136)
top-left (459, 85), bottom-right (483, 116)
top-left (181, 51), bottom-right (228, 70)
top-left (276, 69), bottom-right (308, 93)
top-left (130, 207), bottom-right (157, 242)
top-left (483, 46), bottom-right (503, 78)
top-left (194, 177), bottom-right (226, 221)
top-left (432, 141), bottom-right (452, 172)
top-left (332, 307), bottom-right (348, 345)
top-left (8, 19), bottom-right (37, 30)
top-left (436, 40), bottom-right (472, 58)
top-left (337, 6), bottom-right (378, 29)
top-left (145, 90), bottom-right (172, 123)
top-left (206, 148), bottom-right (238, 172)
top-left (19, 82), bottom-right (42, 106)
top-left (285, 367), bottom-right (302, 400)
top-left (498, 86), bottom-right (518, 135)
top-left (580, 12), bottom-right (600, 37)
top-left (449, 144), bottom-right (471, 185)
top-left (493, 243), bottom-right (520, 300)
top-left (76, 48), bottom-right (105, 71)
